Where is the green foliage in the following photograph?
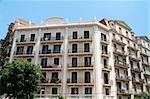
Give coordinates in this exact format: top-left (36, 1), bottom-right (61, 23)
top-left (0, 59), bottom-right (43, 99)
top-left (58, 95), bottom-right (64, 99)
top-left (134, 92), bottom-right (150, 99)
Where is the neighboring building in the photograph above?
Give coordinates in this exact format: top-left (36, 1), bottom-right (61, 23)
top-left (0, 19), bottom-right (32, 68)
top-left (0, 39), bottom-right (4, 69)
top-left (6, 17), bottom-right (150, 99)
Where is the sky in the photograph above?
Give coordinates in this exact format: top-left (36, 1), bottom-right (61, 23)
top-left (0, 0), bottom-right (149, 39)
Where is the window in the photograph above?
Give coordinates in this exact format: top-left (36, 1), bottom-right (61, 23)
top-left (20, 35), bottom-right (25, 42)
top-left (85, 88), bottom-right (92, 94)
top-left (120, 37), bottom-right (123, 41)
top-left (72, 72), bottom-right (77, 83)
top-left (115, 69), bottom-right (120, 77)
top-left (84, 31), bottom-right (89, 39)
top-left (128, 40), bottom-right (130, 44)
top-left (126, 83), bottom-right (129, 90)
top-left (52, 88), bottom-right (58, 94)
top-left (138, 74), bottom-right (141, 79)
top-left (52, 72), bottom-right (58, 79)
top-left (104, 73), bottom-right (108, 84)
top-left (42, 45), bottom-right (49, 54)
top-left (84, 57), bottom-right (91, 67)
top-left (122, 47), bottom-right (124, 52)
top-left (72, 44), bottom-right (77, 53)
top-left (27, 58), bottom-right (32, 62)
top-left (71, 88), bottom-right (78, 94)
top-left (44, 33), bottom-right (51, 40)
top-left (119, 96), bottom-right (122, 99)
top-left (113, 33), bottom-right (115, 37)
top-left (84, 43), bottom-right (90, 52)
top-left (72, 58), bottom-right (77, 67)
top-left (54, 58), bottom-right (59, 65)
top-left (41, 88), bottom-right (45, 94)
top-left (56, 32), bottom-right (61, 40)
top-left (85, 72), bottom-right (90, 83)
top-left (102, 45), bottom-right (107, 54)
top-left (27, 46), bottom-right (33, 54)
top-left (114, 44), bottom-right (116, 48)
top-left (104, 59), bottom-right (107, 66)
top-left (126, 31), bottom-right (128, 36)
top-left (119, 27), bottom-right (122, 32)
top-left (105, 89), bottom-right (110, 95)
top-left (101, 33), bottom-right (107, 41)
top-left (53, 45), bottom-right (61, 53)
top-left (16, 46), bottom-right (24, 54)
top-left (41, 58), bottom-right (47, 67)
top-left (30, 34), bottom-right (35, 41)
top-left (130, 61), bottom-right (133, 68)
top-left (73, 31), bottom-right (77, 39)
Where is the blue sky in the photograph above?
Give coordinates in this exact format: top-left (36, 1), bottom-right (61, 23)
top-left (0, 0), bottom-right (149, 39)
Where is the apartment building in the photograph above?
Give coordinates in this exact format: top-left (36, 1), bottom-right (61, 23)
top-left (7, 17), bottom-right (150, 99)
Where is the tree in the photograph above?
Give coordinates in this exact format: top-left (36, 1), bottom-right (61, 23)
top-left (134, 92), bottom-right (150, 99)
top-left (0, 59), bottom-right (43, 99)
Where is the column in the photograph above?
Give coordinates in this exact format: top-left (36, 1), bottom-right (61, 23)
top-left (62, 27), bottom-right (68, 97)
top-left (9, 32), bottom-right (17, 63)
top-left (34, 29), bottom-right (41, 65)
top-left (93, 26), bottom-right (102, 99)
top-left (109, 32), bottom-right (117, 99)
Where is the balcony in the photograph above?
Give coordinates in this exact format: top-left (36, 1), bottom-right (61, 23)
top-left (103, 80), bottom-right (112, 87)
top-left (117, 89), bottom-right (131, 96)
top-left (101, 39), bottom-right (109, 45)
top-left (102, 66), bottom-right (112, 72)
top-left (112, 37), bottom-right (126, 46)
top-left (140, 51), bottom-right (150, 57)
top-left (67, 78), bottom-right (94, 86)
top-left (41, 78), bottom-right (62, 86)
top-left (114, 60), bottom-right (128, 69)
top-left (129, 54), bottom-right (140, 62)
top-left (14, 51), bottom-right (34, 57)
top-left (131, 67), bottom-right (142, 73)
top-left (41, 64), bottom-right (62, 71)
top-left (142, 61), bottom-right (150, 67)
top-left (16, 38), bottom-right (36, 45)
top-left (101, 51), bottom-right (109, 57)
top-left (116, 76), bottom-right (130, 82)
top-left (39, 50), bottom-right (62, 57)
top-left (40, 37), bottom-right (64, 43)
top-left (103, 96), bottom-right (114, 99)
top-left (113, 49), bottom-right (127, 56)
top-left (127, 45), bottom-right (139, 51)
top-left (68, 49), bottom-right (92, 56)
top-left (132, 78), bottom-right (144, 84)
top-left (65, 94), bottom-right (94, 99)
top-left (144, 70), bottom-right (150, 77)
top-left (68, 36), bottom-right (92, 42)
top-left (67, 63), bottom-right (93, 70)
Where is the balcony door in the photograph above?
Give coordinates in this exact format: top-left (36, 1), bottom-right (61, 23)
top-left (104, 73), bottom-right (108, 84)
top-left (56, 32), bottom-right (61, 40)
top-left (72, 72), bottom-right (77, 83)
top-left (72, 58), bottom-right (77, 67)
top-left (84, 43), bottom-right (89, 52)
top-left (42, 45), bottom-right (48, 54)
top-left (84, 57), bottom-right (91, 67)
top-left (85, 72), bottom-right (90, 83)
top-left (20, 35), bottom-right (25, 42)
top-left (27, 46), bottom-right (33, 54)
top-left (73, 31), bottom-right (77, 39)
top-left (53, 45), bottom-right (61, 53)
top-left (72, 44), bottom-right (77, 53)
top-left (44, 33), bottom-right (51, 40)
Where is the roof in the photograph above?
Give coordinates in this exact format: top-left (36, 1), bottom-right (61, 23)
top-left (114, 20), bottom-right (132, 31)
top-left (137, 36), bottom-right (150, 43)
